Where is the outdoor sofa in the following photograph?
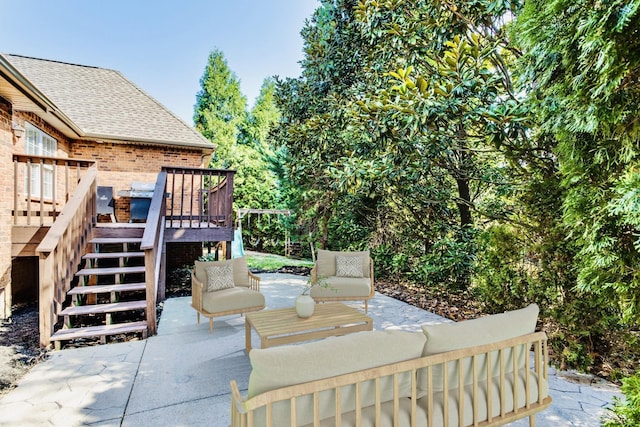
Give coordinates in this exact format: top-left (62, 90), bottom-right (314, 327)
top-left (230, 303), bottom-right (552, 426)
top-left (310, 249), bottom-right (375, 312)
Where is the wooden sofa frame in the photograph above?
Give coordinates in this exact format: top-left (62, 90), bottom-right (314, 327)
top-left (191, 270), bottom-right (264, 333)
top-left (230, 331), bottom-right (552, 427)
top-left (310, 258), bottom-right (375, 313)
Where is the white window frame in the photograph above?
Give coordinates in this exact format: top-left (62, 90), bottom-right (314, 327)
top-left (24, 123), bottom-right (57, 200)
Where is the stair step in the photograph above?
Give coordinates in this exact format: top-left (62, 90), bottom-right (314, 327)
top-left (50, 321), bottom-right (148, 342)
top-left (82, 251), bottom-right (144, 260)
top-left (60, 300), bottom-right (147, 316)
top-left (76, 266), bottom-right (146, 277)
top-left (90, 237), bottom-right (142, 244)
top-left (68, 283), bottom-right (146, 295)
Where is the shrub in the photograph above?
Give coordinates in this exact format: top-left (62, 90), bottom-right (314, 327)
top-left (603, 372), bottom-right (640, 427)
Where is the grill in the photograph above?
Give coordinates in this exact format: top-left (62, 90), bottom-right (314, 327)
top-left (117, 182), bottom-right (155, 221)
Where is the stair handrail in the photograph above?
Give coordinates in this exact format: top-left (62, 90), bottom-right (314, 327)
top-left (36, 163), bottom-right (98, 347)
top-left (140, 171), bottom-right (168, 336)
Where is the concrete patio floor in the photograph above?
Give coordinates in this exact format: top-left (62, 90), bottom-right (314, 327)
top-left (0, 273), bottom-right (621, 426)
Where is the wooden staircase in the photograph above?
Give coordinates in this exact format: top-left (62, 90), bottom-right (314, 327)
top-left (50, 228), bottom-right (150, 349)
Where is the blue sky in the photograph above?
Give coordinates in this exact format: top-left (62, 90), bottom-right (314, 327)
top-left (0, 0), bottom-right (319, 124)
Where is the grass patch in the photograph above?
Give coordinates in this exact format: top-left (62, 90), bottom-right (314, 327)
top-left (246, 253), bottom-right (314, 271)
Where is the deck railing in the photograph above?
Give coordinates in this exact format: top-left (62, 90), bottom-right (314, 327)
top-left (162, 166), bottom-right (235, 229)
top-left (36, 164), bottom-right (97, 347)
top-left (13, 154), bottom-right (96, 225)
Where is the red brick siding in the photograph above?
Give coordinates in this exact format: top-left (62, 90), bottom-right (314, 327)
top-left (70, 141), bottom-right (205, 222)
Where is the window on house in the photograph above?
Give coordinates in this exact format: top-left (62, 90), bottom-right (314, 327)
top-left (24, 123), bottom-right (57, 199)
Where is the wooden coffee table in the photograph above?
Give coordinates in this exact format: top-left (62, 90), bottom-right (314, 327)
top-left (245, 302), bottom-right (373, 351)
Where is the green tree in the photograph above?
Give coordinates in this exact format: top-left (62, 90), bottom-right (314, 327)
top-left (193, 52), bottom-right (281, 241)
top-left (274, 0), bottom-right (379, 250)
top-left (193, 49), bottom-right (247, 167)
top-left (245, 78), bottom-right (281, 145)
top-left (347, 0), bottom-right (532, 288)
top-left (514, 0), bottom-right (640, 322)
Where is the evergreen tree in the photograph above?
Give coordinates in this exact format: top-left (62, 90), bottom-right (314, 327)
top-left (514, 0), bottom-right (640, 322)
top-left (193, 49), bottom-right (247, 168)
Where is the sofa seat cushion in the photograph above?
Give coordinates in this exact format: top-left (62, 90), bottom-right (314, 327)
top-left (202, 287), bottom-right (264, 314)
top-left (419, 304), bottom-right (539, 392)
top-left (310, 276), bottom-right (371, 298)
top-left (299, 369), bottom-right (548, 427)
top-left (248, 330), bottom-right (426, 426)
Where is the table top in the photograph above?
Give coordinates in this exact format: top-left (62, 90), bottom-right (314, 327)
top-left (246, 303), bottom-right (371, 336)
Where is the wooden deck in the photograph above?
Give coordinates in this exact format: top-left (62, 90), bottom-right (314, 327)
top-left (11, 159), bottom-right (236, 347)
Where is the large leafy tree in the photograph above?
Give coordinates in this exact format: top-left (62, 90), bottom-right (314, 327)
top-left (274, 0), bottom-right (379, 250)
top-left (344, 0), bottom-right (534, 288)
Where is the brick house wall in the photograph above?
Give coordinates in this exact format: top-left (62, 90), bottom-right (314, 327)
top-left (0, 97), bottom-right (13, 318)
top-left (70, 141), bottom-right (205, 222)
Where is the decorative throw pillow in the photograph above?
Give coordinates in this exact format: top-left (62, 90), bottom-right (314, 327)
top-left (335, 255), bottom-right (363, 278)
top-left (205, 264), bottom-right (235, 292)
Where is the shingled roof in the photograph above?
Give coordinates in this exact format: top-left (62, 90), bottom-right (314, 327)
top-left (1, 54), bottom-right (212, 150)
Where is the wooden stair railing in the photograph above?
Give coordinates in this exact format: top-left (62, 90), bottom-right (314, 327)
top-left (36, 164), bottom-right (98, 347)
top-left (38, 167), bottom-right (234, 348)
top-left (140, 171), bottom-right (168, 336)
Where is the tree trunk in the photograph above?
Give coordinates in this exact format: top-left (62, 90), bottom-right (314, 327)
top-left (454, 125), bottom-right (473, 228)
top-left (456, 176), bottom-right (472, 228)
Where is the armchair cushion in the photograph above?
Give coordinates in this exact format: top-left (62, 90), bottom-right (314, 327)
top-left (205, 264), bottom-right (235, 291)
top-left (194, 256), bottom-right (250, 288)
top-left (335, 255), bottom-right (363, 278)
top-left (202, 287), bottom-right (265, 314)
top-left (317, 249), bottom-right (370, 278)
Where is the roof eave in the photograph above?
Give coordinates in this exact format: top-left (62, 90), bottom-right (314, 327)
top-left (0, 53), bottom-right (84, 138)
top-left (83, 133), bottom-right (216, 152)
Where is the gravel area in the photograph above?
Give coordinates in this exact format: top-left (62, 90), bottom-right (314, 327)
top-left (0, 303), bottom-right (49, 397)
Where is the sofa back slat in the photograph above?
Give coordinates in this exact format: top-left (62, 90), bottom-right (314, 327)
top-left (458, 358), bottom-right (464, 425)
top-left (472, 355), bottom-right (479, 425)
top-left (513, 346), bottom-right (519, 415)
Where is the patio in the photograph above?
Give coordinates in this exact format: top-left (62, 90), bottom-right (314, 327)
top-left (0, 273), bottom-right (620, 426)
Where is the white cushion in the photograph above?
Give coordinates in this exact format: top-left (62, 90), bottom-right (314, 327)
top-left (419, 304), bottom-right (539, 392)
top-left (201, 287), bottom-right (264, 314)
top-left (310, 276), bottom-right (370, 298)
top-left (205, 264), bottom-right (234, 291)
top-left (336, 255), bottom-right (364, 277)
top-left (316, 249), bottom-right (370, 278)
top-left (248, 330), bottom-right (426, 425)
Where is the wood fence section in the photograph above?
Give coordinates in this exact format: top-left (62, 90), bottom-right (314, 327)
top-left (36, 164), bottom-right (97, 347)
